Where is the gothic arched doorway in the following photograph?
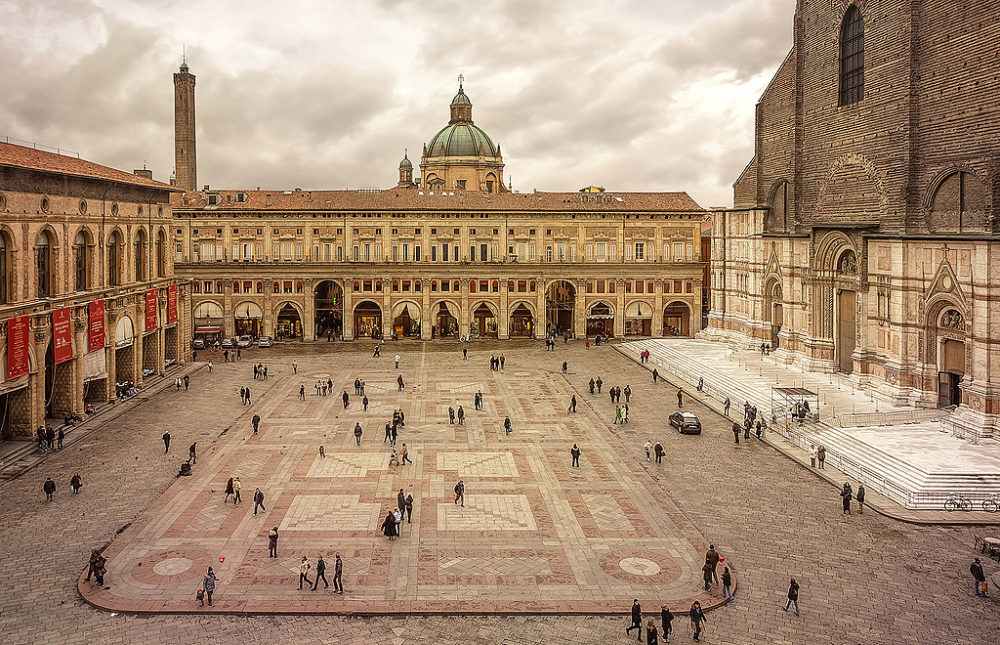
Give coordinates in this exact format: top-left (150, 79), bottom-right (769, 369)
top-left (834, 249), bottom-right (859, 374)
top-left (928, 306), bottom-right (967, 408)
top-left (509, 303), bottom-right (534, 338)
top-left (765, 279), bottom-right (783, 349)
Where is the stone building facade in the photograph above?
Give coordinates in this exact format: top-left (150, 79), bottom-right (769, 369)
top-left (703, 1), bottom-right (1000, 437)
top-left (0, 142), bottom-right (192, 441)
top-left (171, 71), bottom-right (708, 345)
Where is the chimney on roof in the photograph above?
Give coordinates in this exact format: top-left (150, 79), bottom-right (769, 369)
top-left (133, 169), bottom-right (153, 179)
top-left (203, 185), bottom-right (210, 191)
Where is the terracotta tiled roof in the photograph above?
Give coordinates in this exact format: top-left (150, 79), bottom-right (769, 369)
top-left (0, 142), bottom-right (177, 191)
top-left (172, 188), bottom-right (704, 212)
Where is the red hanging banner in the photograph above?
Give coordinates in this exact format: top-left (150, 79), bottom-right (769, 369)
top-left (6, 315), bottom-right (30, 380)
top-left (88, 300), bottom-right (105, 353)
top-left (145, 289), bottom-right (158, 332)
top-left (52, 308), bottom-right (73, 365)
top-left (167, 283), bottom-right (178, 325)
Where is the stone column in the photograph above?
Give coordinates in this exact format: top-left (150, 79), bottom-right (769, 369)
top-left (133, 303), bottom-right (145, 388)
top-left (534, 281), bottom-right (546, 340)
top-left (574, 279), bottom-right (586, 338)
top-left (420, 288), bottom-right (431, 340)
top-left (653, 279), bottom-right (664, 336)
top-left (614, 279), bottom-right (626, 337)
top-left (303, 278), bottom-right (315, 342)
top-left (70, 310), bottom-right (88, 416)
top-left (382, 285), bottom-right (392, 341)
top-left (460, 279), bottom-right (470, 338)
top-left (499, 277), bottom-right (509, 340)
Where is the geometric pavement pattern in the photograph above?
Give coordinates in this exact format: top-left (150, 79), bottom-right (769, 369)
top-left (79, 347), bottom-right (721, 614)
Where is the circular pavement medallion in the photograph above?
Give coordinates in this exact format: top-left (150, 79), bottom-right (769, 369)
top-left (618, 557), bottom-right (661, 576)
top-left (153, 557), bottom-right (193, 576)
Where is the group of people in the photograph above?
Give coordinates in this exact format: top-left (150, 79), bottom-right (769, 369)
top-left (293, 554), bottom-right (345, 593)
top-left (379, 488), bottom-right (416, 540)
top-left (42, 473), bottom-right (82, 500)
top-left (36, 424), bottom-right (63, 452)
top-left (252, 363), bottom-right (269, 380)
top-left (114, 380), bottom-right (137, 400)
top-left (626, 599), bottom-right (705, 643)
top-left (174, 375), bottom-right (190, 391)
top-left (489, 354), bottom-right (506, 371)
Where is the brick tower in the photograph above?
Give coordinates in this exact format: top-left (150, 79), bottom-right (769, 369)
top-left (173, 57), bottom-right (197, 193)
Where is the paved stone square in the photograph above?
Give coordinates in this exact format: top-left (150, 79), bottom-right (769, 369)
top-left (0, 341), bottom-right (997, 644)
top-left (78, 349), bottom-right (717, 614)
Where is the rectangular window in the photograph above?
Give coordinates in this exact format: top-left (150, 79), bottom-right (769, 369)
top-left (453, 244), bottom-right (459, 261)
top-left (337, 245), bottom-right (343, 261)
top-left (674, 280), bottom-right (682, 292)
top-left (353, 245), bottom-right (359, 262)
top-left (636, 281), bottom-right (644, 294)
top-left (232, 244), bottom-right (240, 260)
top-left (442, 281), bottom-right (450, 292)
top-left (596, 243), bottom-right (606, 261)
top-left (518, 280), bottom-right (527, 293)
top-left (364, 243), bottom-right (371, 262)
top-left (517, 242), bottom-right (526, 260)
top-left (608, 280), bottom-right (615, 293)
top-left (402, 280), bottom-right (410, 292)
top-left (431, 246), bottom-right (437, 261)
top-left (546, 246), bottom-right (553, 262)
top-left (609, 244), bottom-right (616, 261)
top-left (442, 244), bottom-right (449, 261)
top-left (324, 243), bottom-right (332, 261)
top-left (597, 280), bottom-right (605, 293)
top-left (402, 243), bottom-right (409, 261)
top-left (295, 243), bottom-right (303, 260)
top-left (686, 243), bottom-right (694, 261)
top-left (558, 243), bottom-right (567, 261)
top-left (282, 243), bottom-right (292, 260)
top-left (635, 242), bottom-right (644, 261)
top-left (570, 244), bottom-right (576, 261)
top-left (392, 245), bottom-right (398, 262)
top-left (415, 245), bottom-right (421, 261)
top-left (674, 242), bottom-right (684, 261)
top-left (480, 280), bottom-right (488, 292)
top-left (284, 281), bottom-right (293, 293)
top-left (480, 243), bottom-right (488, 261)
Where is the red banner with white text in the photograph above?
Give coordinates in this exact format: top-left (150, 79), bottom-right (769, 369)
top-left (145, 289), bottom-right (158, 332)
top-left (6, 315), bottom-right (30, 380)
top-left (52, 308), bottom-right (73, 364)
top-left (167, 284), bottom-right (178, 325)
top-left (88, 300), bottom-right (105, 353)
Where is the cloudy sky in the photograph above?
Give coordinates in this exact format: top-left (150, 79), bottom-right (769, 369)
top-left (1, 0), bottom-right (795, 207)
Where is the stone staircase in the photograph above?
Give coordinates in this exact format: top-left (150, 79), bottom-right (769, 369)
top-left (618, 339), bottom-right (1000, 511)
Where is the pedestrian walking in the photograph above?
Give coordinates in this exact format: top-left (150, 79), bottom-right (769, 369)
top-left (654, 441), bottom-right (664, 464)
top-left (817, 444), bottom-right (826, 469)
top-left (624, 385), bottom-right (631, 402)
top-left (702, 561), bottom-right (713, 590)
top-left (463, 347), bottom-right (468, 360)
top-left (201, 567), bottom-right (218, 606)
top-left (233, 477), bottom-right (241, 504)
top-left (253, 488), bottom-right (266, 516)
top-left (569, 395), bottom-right (577, 413)
top-left (319, 445), bottom-right (326, 458)
top-left (373, 344), bottom-right (380, 358)
top-left (268, 527), bottom-right (278, 557)
top-left (809, 444), bottom-right (817, 467)
top-left (722, 566), bottom-right (734, 600)
top-left (972, 558), bottom-right (987, 596)
top-left (43, 476), bottom-right (55, 501)
top-left (589, 378), bottom-right (595, 394)
top-left (401, 443), bottom-right (412, 465)
top-left (561, 361), bottom-right (567, 374)
top-left (706, 545), bottom-right (720, 583)
top-left (449, 406), bottom-right (455, 424)
top-left (732, 422), bottom-right (741, 444)
top-left (660, 605), bottom-right (673, 642)
top-left (643, 441), bottom-right (652, 462)
top-left (184, 375), bottom-right (190, 391)
top-left (397, 375), bottom-right (404, 391)
top-left (457, 406), bottom-right (465, 425)
top-left (299, 385), bottom-right (305, 400)
top-left (333, 554), bottom-right (344, 593)
top-left (615, 405), bottom-right (622, 424)
top-left (723, 397), bottom-right (730, 416)
top-left (454, 480), bottom-right (465, 507)
top-left (225, 477), bottom-right (235, 503)
top-left (596, 377), bottom-right (603, 393)
top-left (363, 395), bottom-right (369, 411)
top-left (841, 482), bottom-right (853, 514)
top-left (503, 416), bottom-right (512, 435)
top-left (571, 443), bottom-right (581, 467)
top-left (343, 390), bottom-right (350, 409)
top-left (208, 360), bottom-right (213, 373)
top-left (176, 377), bottom-right (182, 391)
top-left (313, 556), bottom-right (328, 590)
top-left (86, 549), bottom-right (106, 585)
top-left (252, 413), bottom-right (261, 435)
top-left (856, 484), bottom-right (866, 514)
top-left (70, 473), bottom-right (82, 494)
top-left (381, 511), bottom-right (397, 540)
top-left (689, 601), bottom-right (706, 641)
top-left (652, 369), bottom-right (659, 383)
top-left (189, 442), bottom-right (197, 464)
top-left (45, 425), bottom-right (55, 450)
top-left (298, 556), bottom-right (312, 590)
top-left (783, 578), bottom-right (800, 615)
top-left (354, 423), bottom-right (363, 445)
top-left (162, 431), bottom-right (171, 453)
top-left (500, 354), bottom-right (505, 369)
top-left (405, 494), bottom-right (414, 522)
top-left (676, 389), bottom-right (683, 407)
top-left (385, 423), bottom-right (392, 444)
top-left (394, 353), bottom-right (400, 369)
top-left (57, 427), bottom-right (64, 450)
top-left (626, 599), bottom-right (643, 641)
top-left (245, 387), bottom-right (251, 405)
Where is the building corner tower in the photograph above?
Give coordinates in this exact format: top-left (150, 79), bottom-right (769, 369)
top-left (173, 58), bottom-right (197, 193)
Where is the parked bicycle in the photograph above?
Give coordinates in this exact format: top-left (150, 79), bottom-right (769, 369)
top-left (944, 492), bottom-right (971, 512)
top-left (982, 492), bottom-right (1000, 513)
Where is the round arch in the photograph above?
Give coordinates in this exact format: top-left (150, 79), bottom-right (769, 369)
top-left (234, 300), bottom-right (264, 337)
top-left (509, 301), bottom-right (535, 338)
top-left (624, 299), bottom-right (654, 337)
top-left (586, 300), bottom-right (615, 337)
top-left (313, 280), bottom-right (344, 339)
top-left (391, 300), bottom-right (422, 339)
top-left (663, 300), bottom-right (691, 337)
top-left (431, 299), bottom-right (460, 338)
top-left (923, 297), bottom-right (968, 408)
top-left (471, 300), bottom-right (499, 338)
top-left (545, 280), bottom-right (576, 336)
top-left (353, 300), bottom-right (382, 339)
top-left (275, 301), bottom-right (303, 340)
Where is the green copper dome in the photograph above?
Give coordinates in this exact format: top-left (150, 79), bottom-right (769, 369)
top-left (451, 87), bottom-right (471, 105)
top-left (399, 153), bottom-right (412, 169)
top-left (426, 123), bottom-right (497, 157)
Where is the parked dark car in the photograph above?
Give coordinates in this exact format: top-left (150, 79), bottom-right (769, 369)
top-left (669, 411), bottom-right (702, 434)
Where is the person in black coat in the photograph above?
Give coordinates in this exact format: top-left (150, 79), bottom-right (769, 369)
top-left (312, 556), bottom-right (328, 590)
top-left (43, 477), bottom-right (56, 501)
top-left (381, 512), bottom-right (397, 540)
top-left (660, 605), bottom-right (673, 641)
top-left (689, 601), bottom-right (706, 641)
top-left (626, 599), bottom-right (642, 640)
top-left (783, 578), bottom-right (800, 615)
top-left (841, 482), bottom-right (853, 515)
top-left (971, 558), bottom-right (987, 596)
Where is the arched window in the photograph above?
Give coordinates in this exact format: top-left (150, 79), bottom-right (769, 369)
top-left (36, 230), bottom-right (52, 298)
top-left (839, 5), bottom-right (864, 106)
top-left (156, 229), bottom-right (166, 277)
top-left (108, 231), bottom-right (122, 287)
top-left (134, 228), bottom-right (147, 281)
top-left (74, 231), bottom-right (89, 291)
top-left (0, 230), bottom-right (9, 304)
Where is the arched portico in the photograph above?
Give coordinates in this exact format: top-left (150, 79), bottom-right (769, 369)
top-left (663, 301), bottom-right (691, 337)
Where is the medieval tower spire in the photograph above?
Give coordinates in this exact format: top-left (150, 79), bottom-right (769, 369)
top-left (173, 54), bottom-right (197, 193)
